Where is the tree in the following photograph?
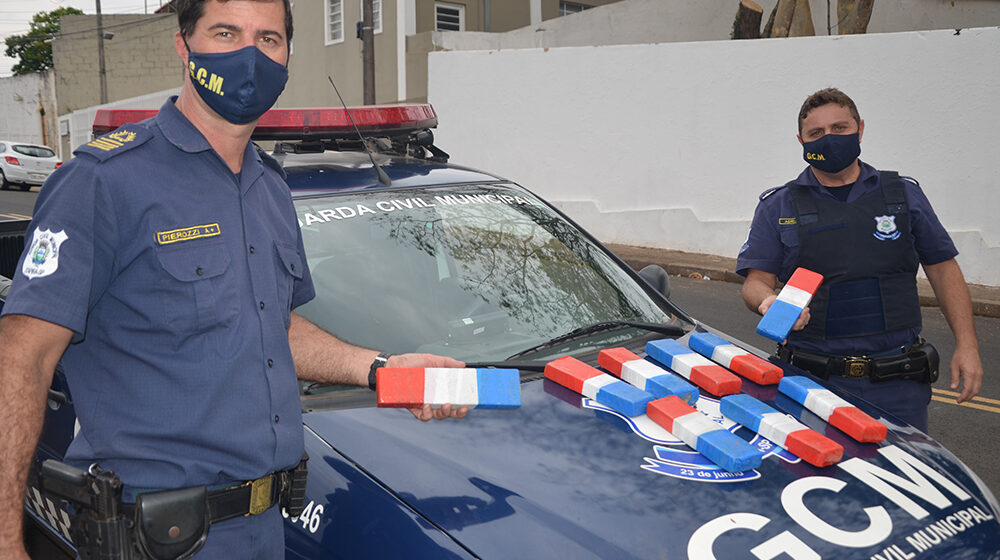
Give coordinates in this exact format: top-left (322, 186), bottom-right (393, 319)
top-left (4, 7), bottom-right (84, 76)
top-left (837, 0), bottom-right (876, 34)
top-left (732, 0), bottom-right (875, 40)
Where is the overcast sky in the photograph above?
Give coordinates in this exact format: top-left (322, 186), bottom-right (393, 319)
top-left (1, 0), bottom-right (169, 77)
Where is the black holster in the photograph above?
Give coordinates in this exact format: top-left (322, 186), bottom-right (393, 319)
top-left (870, 340), bottom-right (939, 383)
top-left (39, 460), bottom-right (138, 560)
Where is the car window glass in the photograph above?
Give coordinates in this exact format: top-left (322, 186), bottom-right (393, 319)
top-left (13, 145), bottom-right (55, 158)
top-left (293, 184), bottom-right (674, 364)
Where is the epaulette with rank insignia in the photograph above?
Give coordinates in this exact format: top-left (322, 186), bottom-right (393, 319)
top-left (74, 125), bottom-right (153, 162)
top-left (758, 185), bottom-right (785, 201)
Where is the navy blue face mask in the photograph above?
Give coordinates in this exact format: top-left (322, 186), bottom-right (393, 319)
top-left (185, 43), bottom-right (288, 124)
top-left (802, 132), bottom-right (861, 174)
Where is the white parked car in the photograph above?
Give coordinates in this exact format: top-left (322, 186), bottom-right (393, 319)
top-left (0, 140), bottom-right (61, 191)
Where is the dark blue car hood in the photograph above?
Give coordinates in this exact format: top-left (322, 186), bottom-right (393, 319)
top-left (303, 377), bottom-right (1000, 559)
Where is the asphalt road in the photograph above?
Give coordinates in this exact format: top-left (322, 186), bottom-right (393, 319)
top-left (0, 186), bottom-right (36, 220)
top-left (667, 274), bottom-right (1000, 499)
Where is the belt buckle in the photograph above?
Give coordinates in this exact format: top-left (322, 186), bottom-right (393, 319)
top-left (246, 475), bottom-right (273, 516)
top-left (845, 358), bottom-right (869, 378)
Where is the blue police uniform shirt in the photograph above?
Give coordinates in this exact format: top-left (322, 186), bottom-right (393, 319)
top-left (2, 97), bottom-right (315, 491)
top-left (736, 161), bottom-right (957, 356)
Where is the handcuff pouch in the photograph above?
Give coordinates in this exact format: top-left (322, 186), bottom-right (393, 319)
top-left (134, 485), bottom-right (210, 560)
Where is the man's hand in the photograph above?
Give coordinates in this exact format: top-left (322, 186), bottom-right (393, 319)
top-left (923, 259), bottom-right (982, 404)
top-left (950, 344), bottom-right (983, 403)
top-left (409, 403), bottom-right (469, 422)
top-left (385, 353), bottom-right (471, 421)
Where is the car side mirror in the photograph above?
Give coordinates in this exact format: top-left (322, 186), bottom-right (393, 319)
top-left (638, 264), bottom-right (670, 300)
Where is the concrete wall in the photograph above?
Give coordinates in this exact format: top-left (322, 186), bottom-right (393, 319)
top-left (428, 0), bottom-right (1000, 52)
top-left (59, 87), bottom-right (180, 161)
top-left (0, 72), bottom-right (58, 149)
top-left (52, 14), bottom-right (179, 116)
top-left (427, 27), bottom-right (1000, 287)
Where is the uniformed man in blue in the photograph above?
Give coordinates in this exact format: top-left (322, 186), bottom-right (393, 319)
top-left (0, 1), bottom-right (465, 558)
top-left (738, 88), bottom-right (983, 433)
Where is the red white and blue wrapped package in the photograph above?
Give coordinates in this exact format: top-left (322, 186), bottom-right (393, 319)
top-left (545, 356), bottom-right (654, 417)
top-left (644, 339), bottom-right (742, 397)
top-left (597, 348), bottom-right (699, 405)
top-left (688, 332), bottom-right (783, 385)
top-left (376, 368), bottom-right (521, 409)
top-left (778, 376), bottom-right (888, 443)
top-left (720, 393), bottom-right (843, 467)
top-left (756, 268), bottom-right (824, 342)
top-left (646, 396), bottom-right (764, 473)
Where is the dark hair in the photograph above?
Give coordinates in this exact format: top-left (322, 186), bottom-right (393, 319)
top-left (798, 88), bottom-right (861, 133)
top-left (175, 0), bottom-right (293, 44)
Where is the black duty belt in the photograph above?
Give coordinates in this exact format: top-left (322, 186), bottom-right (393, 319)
top-left (776, 340), bottom-right (939, 383)
top-left (42, 454), bottom-right (309, 560)
top-left (119, 470), bottom-right (285, 523)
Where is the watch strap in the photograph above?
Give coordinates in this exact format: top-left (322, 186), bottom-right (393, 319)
top-left (368, 352), bottom-right (392, 390)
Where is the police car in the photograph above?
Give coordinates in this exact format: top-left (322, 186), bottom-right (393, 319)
top-left (16, 105), bottom-right (1000, 559)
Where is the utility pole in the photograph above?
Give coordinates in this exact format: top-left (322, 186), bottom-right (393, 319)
top-left (362, 0), bottom-right (375, 105)
top-left (96, 0), bottom-right (108, 104)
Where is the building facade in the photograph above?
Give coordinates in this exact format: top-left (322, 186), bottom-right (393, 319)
top-left (279, 0), bottom-right (623, 107)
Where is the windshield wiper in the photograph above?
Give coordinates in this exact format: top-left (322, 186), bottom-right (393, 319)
top-left (506, 320), bottom-right (687, 361)
top-left (465, 360), bottom-right (547, 372)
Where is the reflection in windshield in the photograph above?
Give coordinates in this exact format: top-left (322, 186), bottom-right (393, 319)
top-left (294, 184), bottom-right (675, 363)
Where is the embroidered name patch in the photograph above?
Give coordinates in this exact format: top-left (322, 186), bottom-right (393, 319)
top-left (156, 223), bottom-right (221, 245)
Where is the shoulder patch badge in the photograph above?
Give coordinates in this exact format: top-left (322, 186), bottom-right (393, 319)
top-left (778, 217), bottom-right (797, 225)
top-left (874, 215), bottom-right (900, 241)
top-left (74, 125), bottom-right (152, 162)
top-left (23, 228), bottom-right (68, 279)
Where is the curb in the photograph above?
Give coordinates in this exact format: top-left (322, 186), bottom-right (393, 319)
top-left (607, 244), bottom-right (1000, 319)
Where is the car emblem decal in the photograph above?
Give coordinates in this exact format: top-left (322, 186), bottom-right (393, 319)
top-left (23, 228), bottom-right (68, 279)
top-left (874, 215), bottom-right (900, 241)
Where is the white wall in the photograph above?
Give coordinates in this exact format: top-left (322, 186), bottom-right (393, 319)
top-left (430, 0), bottom-right (1000, 52)
top-left (0, 72), bottom-right (57, 147)
top-left (60, 87), bottom-right (180, 160)
top-left (428, 27), bottom-right (1000, 286)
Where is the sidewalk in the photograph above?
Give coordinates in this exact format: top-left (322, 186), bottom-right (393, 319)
top-left (607, 244), bottom-right (1000, 319)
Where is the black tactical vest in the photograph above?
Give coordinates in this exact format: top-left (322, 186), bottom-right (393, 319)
top-left (787, 171), bottom-right (922, 341)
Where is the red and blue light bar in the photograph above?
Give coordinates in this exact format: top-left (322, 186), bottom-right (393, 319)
top-left (92, 104), bottom-right (438, 140)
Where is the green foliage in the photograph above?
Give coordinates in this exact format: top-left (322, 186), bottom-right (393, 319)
top-left (4, 7), bottom-right (84, 76)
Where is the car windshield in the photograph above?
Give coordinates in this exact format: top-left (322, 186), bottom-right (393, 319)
top-left (12, 145), bottom-right (55, 158)
top-left (293, 183), bottom-right (681, 365)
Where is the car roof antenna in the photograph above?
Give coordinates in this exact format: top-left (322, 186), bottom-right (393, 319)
top-left (327, 75), bottom-right (392, 186)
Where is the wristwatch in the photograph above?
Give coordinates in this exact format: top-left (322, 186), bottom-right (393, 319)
top-left (368, 352), bottom-right (392, 391)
